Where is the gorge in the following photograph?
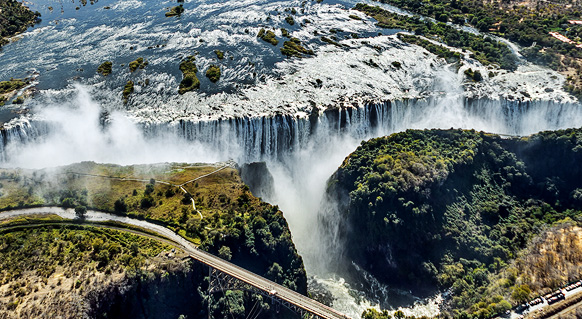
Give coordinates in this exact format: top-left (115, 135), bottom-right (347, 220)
top-left (2, 0), bottom-right (582, 317)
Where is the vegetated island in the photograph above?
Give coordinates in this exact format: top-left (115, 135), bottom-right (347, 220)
top-left (281, 38), bottom-right (314, 57)
top-left (360, 0), bottom-right (582, 97)
top-left (178, 55), bottom-right (200, 94)
top-left (97, 61), bottom-right (112, 76)
top-left (0, 0), bottom-right (40, 47)
top-left (257, 28), bottom-right (313, 57)
top-left (0, 78), bottom-right (29, 106)
top-left (214, 49), bottom-right (225, 60)
top-left (165, 4), bottom-right (184, 17)
top-left (327, 128), bottom-right (582, 318)
top-left (257, 28), bottom-right (279, 46)
top-left (128, 57), bottom-right (148, 72)
top-left (0, 162), bottom-right (307, 318)
top-left (205, 65), bottom-right (221, 83)
top-left (354, 3), bottom-right (516, 70)
top-left (122, 80), bottom-right (134, 104)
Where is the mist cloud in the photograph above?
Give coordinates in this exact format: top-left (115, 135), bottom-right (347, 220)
top-left (5, 85), bottom-right (224, 169)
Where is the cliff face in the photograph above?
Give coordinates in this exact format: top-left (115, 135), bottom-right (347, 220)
top-left (89, 261), bottom-right (207, 319)
top-left (328, 128), bottom-right (582, 314)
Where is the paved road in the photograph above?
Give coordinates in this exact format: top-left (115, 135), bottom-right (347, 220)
top-left (0, 207), bottom-right (351, 319)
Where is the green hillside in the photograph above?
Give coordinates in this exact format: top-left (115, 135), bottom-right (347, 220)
top-left (329, 128), bottom-right (582, 317)
top-left (0, 162), bottom-right (307, 318)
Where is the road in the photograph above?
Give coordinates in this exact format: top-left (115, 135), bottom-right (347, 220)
top-left (0, 207), bottom-right (351, 319)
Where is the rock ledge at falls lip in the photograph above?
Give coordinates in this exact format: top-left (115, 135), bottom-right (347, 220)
top-left (120, 35), bottom-right (577, 126)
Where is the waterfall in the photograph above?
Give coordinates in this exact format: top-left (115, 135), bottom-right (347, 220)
top-left (2, 97), bottom-right (582, 164)
top-left (0, 119), bottom-right (49, 162)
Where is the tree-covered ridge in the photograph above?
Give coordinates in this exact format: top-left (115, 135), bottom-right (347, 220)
top-left (0, 225), bottom-right (180, 317)
top-left (0, 226), bottom-right (172, 286)
top-left (367, 0), bottom-right (582, 96)
top-left (354, 3), bottom-right (517, 70)
top-left (0, 0), bottom-right (40, 46)
top-left (330, 128), bottom-right (582, 318)
top-left (339, 129), bottom-right (482, 202)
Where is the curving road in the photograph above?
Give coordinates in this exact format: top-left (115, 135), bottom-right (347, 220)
top-left (0, 207), bottom-right (351, 319)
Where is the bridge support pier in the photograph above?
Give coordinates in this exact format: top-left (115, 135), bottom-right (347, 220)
top-left (206, 266), bottom-right (325, 319)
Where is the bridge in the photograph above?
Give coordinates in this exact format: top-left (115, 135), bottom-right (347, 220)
top-left (188, 243), bottom-right (349, 319)
top-left (0, 207), bottom-right (351, 319)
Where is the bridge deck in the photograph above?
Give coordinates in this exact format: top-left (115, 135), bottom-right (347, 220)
top-left (188, 247), bottom-right (350, 319)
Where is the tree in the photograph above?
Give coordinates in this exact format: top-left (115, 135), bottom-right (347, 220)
top-left (267, 262), bottom-right (284, 282)
top-left (75, 205), bottom-right (87, 219)
top-left (511, 284), bottom-right (531, 303)
top-left (140, 197), bottom-right (153, 209)
top-left (114, 198), bottom-right (127, 214)
top-left (494, 300), bottom-right (512, 313)
top-left (216, 291), bottom-right (245, 318)
top-left (394, 310), bottom-right (405, 319)
top-left (62, 197), bottom-right (75, 208)
top-left (145, 183), bottom-right (155, 196)
top-left (218, 246), bottom-right (232, 261)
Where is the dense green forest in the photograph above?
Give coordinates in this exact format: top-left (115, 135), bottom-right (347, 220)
top-left (328, 128), bottom-right (582, 317)
top-left (0, 0), bottom-right (40, 46)
top-left (365, 0), bottom-right (582, 96)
